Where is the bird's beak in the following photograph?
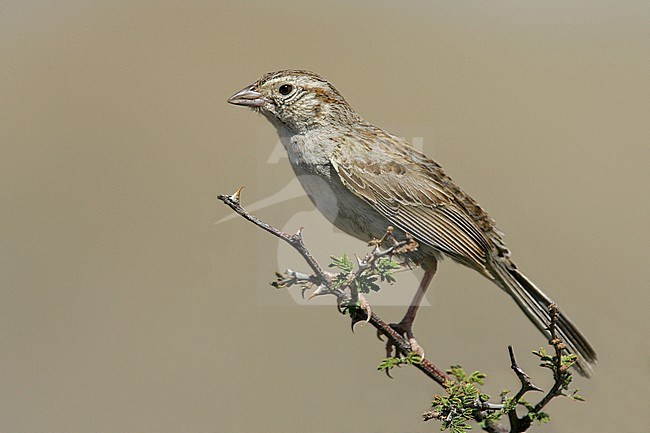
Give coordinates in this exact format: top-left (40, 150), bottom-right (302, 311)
top-left (227, 84), bottom-right (266, 107)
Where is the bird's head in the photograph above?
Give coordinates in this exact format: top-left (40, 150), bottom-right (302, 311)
top-left (227, 69), bottom-right (360, 133)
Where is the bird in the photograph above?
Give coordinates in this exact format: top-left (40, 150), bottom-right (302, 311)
top-left (227, 69), bottom-right (597, 376)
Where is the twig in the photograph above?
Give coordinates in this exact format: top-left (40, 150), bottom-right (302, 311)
top-left (218, 189), bottom-right (450, 385)
top-left (532, 304), bottom-right (569, 413)
top-left (507, 345), bottom-right (543, 432)
top-left (499, 303), bottom-right (579, 433)
top-left (218, 187), bottom-right (328, 281)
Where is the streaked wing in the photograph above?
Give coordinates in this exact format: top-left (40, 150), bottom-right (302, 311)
top-left (331, 129), bottom-right (496, 273)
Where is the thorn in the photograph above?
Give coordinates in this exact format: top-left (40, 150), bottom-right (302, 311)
top-left (232, 185), bottom-right (245, 203)
top-left (350, 315), bottom-right (364, 333)
top-left (376, 329), bottom-right (385, 341)
top-left (308, 284), bottom-right (328, 300)
top-left (294, 227), bottom-right (304, 239)
top-left (531, 383), bottom-right (544, 393)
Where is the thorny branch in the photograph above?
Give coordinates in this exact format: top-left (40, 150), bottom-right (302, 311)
top-left (534, 305), bottom-right (572, 412)
top-left (218, 188), bottom-right (449, 385)
top-left (218, 188), bottom-right (584, 433)
top-left (489, 304), bottom-right (583, 433)
top-left (506, 345), bottom-right (543, 431)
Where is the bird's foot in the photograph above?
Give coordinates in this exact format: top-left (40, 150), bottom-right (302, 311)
top-left (345, 294), bottom-right (372, 332)
top-left (382, 321), bottom-right (425, 360)
top-left (358, 294), bottom-right (371, 318)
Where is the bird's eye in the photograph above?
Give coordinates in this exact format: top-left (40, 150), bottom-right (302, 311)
top-left (278, 84), bottom-right (293, 95)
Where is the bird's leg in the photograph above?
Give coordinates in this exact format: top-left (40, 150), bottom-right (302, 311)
top-left (386, 257), bottom-right (438, 358)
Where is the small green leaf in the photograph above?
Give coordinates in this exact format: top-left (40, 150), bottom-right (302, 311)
top-left (528, 410), bottom-right (551, 425)
top-left (329, 254), bottom-right (353, 272)
top-left (467, 370), bottom-right (487, 385)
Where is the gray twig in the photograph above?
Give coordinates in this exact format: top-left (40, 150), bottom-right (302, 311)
top-left (218, 189), bottom-right (450, 385)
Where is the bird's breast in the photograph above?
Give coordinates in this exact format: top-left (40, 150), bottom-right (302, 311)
top-left (289, 161), bottom-right (393, 246)
top-left (278, 131), bottom-right (400, 246)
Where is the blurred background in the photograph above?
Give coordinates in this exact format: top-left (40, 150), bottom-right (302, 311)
top-left (2, 1), bottom-right (648, 432)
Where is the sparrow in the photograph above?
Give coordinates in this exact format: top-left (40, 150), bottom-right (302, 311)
top-left (227, 69), bottom-right (597, 376)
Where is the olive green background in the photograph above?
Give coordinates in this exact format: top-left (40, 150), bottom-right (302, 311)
top-left (2, 1), bottom-right (648, 432)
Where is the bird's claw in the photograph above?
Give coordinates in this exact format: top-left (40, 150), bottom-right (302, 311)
top-left (384, 322), bottom-right (425, 360)
top-left (408, 337), bottom-right (425, 360)
top-left (349, 294), bottom-right (372, 333)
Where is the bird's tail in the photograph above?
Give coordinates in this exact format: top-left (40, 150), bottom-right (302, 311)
top-left (490, 260), bottom-right (597, 377)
